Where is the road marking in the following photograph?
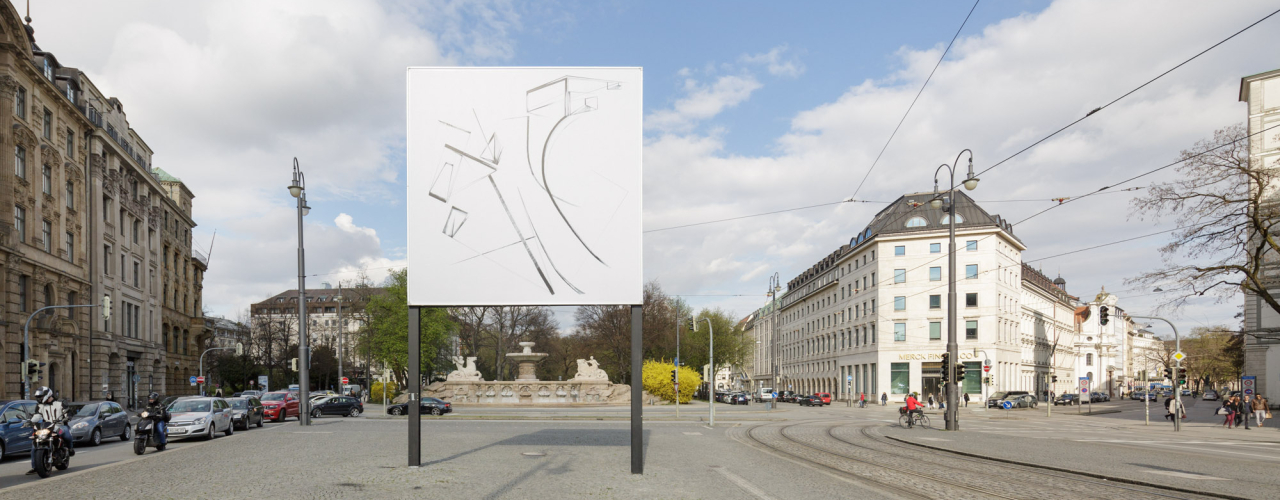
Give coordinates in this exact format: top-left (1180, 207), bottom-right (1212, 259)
top-left (714, 466), bottom-right (777, 500)
top-left (1146, 470), bottom-right (1228, 480)
top-left (915, 437), bottom-right (951, 441)
top-left (683, 432), bottom-right (702, 436)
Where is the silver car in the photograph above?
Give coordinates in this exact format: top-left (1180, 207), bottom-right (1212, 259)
top-left (1001, 394), bottom-right (1038, 409)
top-left (166, 397), bottom-right (234, 440)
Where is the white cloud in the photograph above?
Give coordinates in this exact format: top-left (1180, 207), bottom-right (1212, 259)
top-left (646, 74), bottom-right (762, 132)
top-left (644, 0), bottom-right (1280, 334)
top-left (741, 44), bottom-right (805, 78)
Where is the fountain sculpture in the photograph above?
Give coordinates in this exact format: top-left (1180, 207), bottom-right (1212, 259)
top-left (404, 342), bottom-right (630, 405)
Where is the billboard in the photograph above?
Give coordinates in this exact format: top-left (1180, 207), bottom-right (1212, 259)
top-left (406, 67), bottom-right (643, 306)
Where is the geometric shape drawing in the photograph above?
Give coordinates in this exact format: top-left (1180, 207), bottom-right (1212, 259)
top-left (406, 67), bottom-right (643, 306)
top-left (443, 206), bottom-right (468, 238)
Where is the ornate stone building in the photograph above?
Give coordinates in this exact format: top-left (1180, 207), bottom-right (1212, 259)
top-left (0, 5), bottom-right (206, 405)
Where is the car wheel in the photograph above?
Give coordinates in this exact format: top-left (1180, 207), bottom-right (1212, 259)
top-left (349, 408), bottom-right (361, 417)
top-left (225, 422), bottom-right (234, 436)
top-left (121, 425), bottom-right (131, 441)
top-left (207, 426), bottom-right (217, 440)
top-left (90, 428), bottom-right (102, 446)
top-left (0, 441), bottom-right (6, 459)
top-left (390, 407), bottom-right (404, 416)
top-left (431, 407), bottom-right (442, 416)
top-left (257, 414), bottom-right (264, 428)
top-left (276, 410), bottom-right (285, 423)
top-left (312, 409), bottom-right (321, 419)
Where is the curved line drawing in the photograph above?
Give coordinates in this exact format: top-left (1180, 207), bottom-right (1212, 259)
top-left (541, 114), bottom-right (606, 266)
top-left (519, 189), bottom-right (584, 295)
top-left (487, 175), bottom-right (554, 294)
top-left (525, 117), bottom-right (578, 208)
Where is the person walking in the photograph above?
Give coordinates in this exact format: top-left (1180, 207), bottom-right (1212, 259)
top-left (881, 392), bottom-right (888, 406)
top-left (1253, 395), bottom-right (1269, 428)
top-left (214, 386), bottom-right (224, 398)
top-left (1223, 397), bottom-right (1238, 429)
top-left (1164, 396), bottom-right (1175, 423)
top-left (927, 393), bottom-right (935, 410)
top-left (859, 392), bottom-right (866, 408)
top-left (1243, 396), bottom-right (1253, 430)
top-left (963, 392), bottom-right (970, 407)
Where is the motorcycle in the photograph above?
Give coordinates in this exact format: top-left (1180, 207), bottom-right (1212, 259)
top-left (26, 414), bottom-right (72, 478)
top-left (133, 409), bottom-right (168, 455)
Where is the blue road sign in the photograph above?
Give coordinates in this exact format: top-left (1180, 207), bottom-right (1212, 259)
top-left (189, 376), bottom-right (197, 384)
top-left (1001, 401), bottom-right (1013, 410)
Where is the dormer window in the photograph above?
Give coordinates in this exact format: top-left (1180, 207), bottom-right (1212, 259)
top-left (42, 59), bottom-right (52, 81)
top-left (64, 84), bottom-right (74, 104)
top-left (905, 217), bottom-right (928, 228)
top-left (940, 214), bottom-right (965, 224)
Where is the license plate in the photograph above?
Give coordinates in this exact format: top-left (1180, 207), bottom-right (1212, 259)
top-left (170, 428), bottom-right (187, 435)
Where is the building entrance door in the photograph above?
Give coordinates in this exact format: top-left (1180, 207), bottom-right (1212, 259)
top-left (922, 362), bottom-right (942, 402)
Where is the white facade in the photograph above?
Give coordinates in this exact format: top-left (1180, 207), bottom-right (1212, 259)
top-left (1242, 68), bottom-right (1280, 401)
top-left (1018, 265), bottom-right (1078, 398)
top-left (1073, 289), bottom-right (1165, 397)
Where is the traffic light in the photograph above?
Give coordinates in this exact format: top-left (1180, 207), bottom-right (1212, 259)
top-left (955, 362), bottom-right (966, 382)
top-left (1163, 367), bottom-right (1173, 381)
top-left (291, 358), bottom-right (299, 371)
top-left (1099, 306), bottom-right (1110, 325)
top-left (1052, 375), bottom-right (1059, 383)
top-left (25, 359), bottom-right (42, 385)
top-left (1176, 367), bottom-right (1188, 385)
top-left (940, 353), bottom-right (950, 383)
top-left (671, 369), bottom-right (678, 387)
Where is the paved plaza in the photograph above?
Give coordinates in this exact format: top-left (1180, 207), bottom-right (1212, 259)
top-left (0, 399), bottom-right (1277, 499)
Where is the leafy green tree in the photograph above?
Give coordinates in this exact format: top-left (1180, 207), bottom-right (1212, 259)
top-left (361, 269), bottom-right (455, 388)
top-left (680, 308), bottom-right (753, 391)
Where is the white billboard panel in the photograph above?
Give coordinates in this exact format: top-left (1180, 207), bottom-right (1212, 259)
top-left (406, 67), bottom-right (643, 306)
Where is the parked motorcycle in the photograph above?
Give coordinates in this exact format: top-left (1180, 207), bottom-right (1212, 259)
top-left (133, 409), bottom-right (168, 455)
top-left (27, 414), bottom-right (72, 478)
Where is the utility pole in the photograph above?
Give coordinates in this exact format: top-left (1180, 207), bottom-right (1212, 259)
top-left (1131, 315), bottom-right (1181, 432)
top-left (930, 149), bottom-right (977, 431)
top-left (288, 158), bottom-right (312, 425)
top-left (337, 284), bottom-right (344, 394)
top-left (768, 272), bottom-right (780, 411)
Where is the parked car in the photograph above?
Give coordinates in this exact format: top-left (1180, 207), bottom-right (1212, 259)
top-left (987, 391), bottom-right (1029, 408)
top-left (727, 393), bottom-right (749, 405)
top-left (166, 397), bottom-right (234, 440)
top-left (310, 396), bottom-right (364, 418)
top-left (815, 393), bottom-right (832, 405)
top-left (1203, 390), bottom-right (1220, 401)
top-left (239, 390), bottom-right (263, 399)
top-left (777, 391), bottom-right (796, 403)
top-left (386, 397), bottom-right (452, 416)
top-left (1053, 394), bottom-right (1079, 406)
top-left (0, 400), bottom-right (36, 458)
top-left (66, 401), bottom-right (131, 446)
top-left (1002, 394), bottom-right (1038, 409)
top-left (798, 395), bottom-right (823, 406)
top-left (1130, 391), bottom-right (1157, 402)
top-left (227, 397), bottom-right (265, 430)
top-left (1089, 392), bottom-right (1111, 403)
top-left (260, 391), bottom-right (301, 422)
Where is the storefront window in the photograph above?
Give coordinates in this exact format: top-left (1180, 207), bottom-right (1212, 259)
top-left (891, 362), bottom-right (910, 394)
top-left (962, 362), bottom-right (981, 394)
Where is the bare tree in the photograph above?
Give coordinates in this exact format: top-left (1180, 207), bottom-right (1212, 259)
top-left (1128, 124), bottom-right (1280, 316)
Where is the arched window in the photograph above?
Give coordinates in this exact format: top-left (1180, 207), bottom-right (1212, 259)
top-left (941, 214), bottom-right (965, 224)
top-left (43, 283), bottom-right (53, 309)
top-left (905, 217), bottom-right (928, 228)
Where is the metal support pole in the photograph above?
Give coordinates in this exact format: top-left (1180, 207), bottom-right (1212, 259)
top-left (675, 319), bottom-right (680, 419)
top-left (199, 346), bottom-right (235, 396)
top-left (631, 305), bottom-right (644, 474)
top-left (933, 150), bottom-right (972, 431)
top-left (408, 306), bottom-right (421, 467)
top-left (293, 160), bottom-right (311, 426)
top-left (338, 285), bottom-right (343, 394)
top-left (23, 304), bottom-right (99, 399)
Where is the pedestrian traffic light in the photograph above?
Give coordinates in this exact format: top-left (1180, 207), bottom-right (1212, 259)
top-left (1176, 367), bottom-right (1187, 385)
top-left (291, 358), bottom-right (298, 371)
top-left (671, 369), bottom-right (678, 387)
top-left (955, 362), bottom-right (966, 382)
top-left (1099, 306), bottom-right (1109, 325)
top-left (940, 353), bottom-right (950, 383)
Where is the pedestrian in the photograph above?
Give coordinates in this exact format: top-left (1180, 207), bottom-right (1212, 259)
top-left (1163, 396), bottom-right (1176, 425)
top-left (1243, 396), bottom-right (1253, 430)
top-left (881, 392), bottom-right (888, 406)
top-left (859, 392), bottom-right (866, 408)
top-left (963, 392), bottom-right (970, 407)
top-left (927, 394), bottom-right (935, 409)
top-left (1253, 395), bottom-right (1269, 427)
top-left (1222, 397), bottom-right (1237, 429)
top-left (214, 386), bottom-right (223, 398)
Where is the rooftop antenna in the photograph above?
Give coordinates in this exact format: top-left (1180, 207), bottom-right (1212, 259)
top-left (25, 0), bottom-right (30, 24)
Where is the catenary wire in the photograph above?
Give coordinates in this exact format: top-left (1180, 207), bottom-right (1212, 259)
top-left (848, 0), bottom-right (981, 201)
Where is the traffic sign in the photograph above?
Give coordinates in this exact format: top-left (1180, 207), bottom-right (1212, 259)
top-left (846, 375), bottom-right (852, 381)
top-left (196, 376), bottom-right (206, 384)
top-left (189, 376), bottom-right (197, 386)
top-left (1079, 376), bottom-right (1089, 393)
top-left (342, 377), bottom-right (350, 384)
top-left (1172, 351), bottom-right (1185, 362)
top-left (1243, 376), bottom-right (1256, 396)
top-left (1001, 401), bottom-right (1013, 410)
top-left (983, 365), bottom-right (991, 373)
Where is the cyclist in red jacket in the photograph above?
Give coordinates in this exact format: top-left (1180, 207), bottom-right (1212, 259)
top-left (905, 393), bottom-right (923, 428)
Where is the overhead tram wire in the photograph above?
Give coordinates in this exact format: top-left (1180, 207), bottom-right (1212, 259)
top-left (975, 6), bottom-right (1280, 179)
top-left (847, 0), bottom-right (981, 201)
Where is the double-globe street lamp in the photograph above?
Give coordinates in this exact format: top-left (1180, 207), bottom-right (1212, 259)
top-left (929, 149), bottom-right (978, 431)
top-left (288, 158), bottom-right (312, 425)
top-left (767, 272), bottom-right (781, 411)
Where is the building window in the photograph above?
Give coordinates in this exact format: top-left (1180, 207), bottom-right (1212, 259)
top-left (962, 362), bottom-right (981, 394)
top-left (965, 320), bottom-right (978, 340)
top-left (14, 86), bottom-right (26, 118)
top-left (14, 205), bottom-right (25, 243)
top-left (42, 108), bottom-right (51, 140)
top-left (894, 296), bottom-right (906, 311)
top-left (41, 220), bottom-right (51, 252)
top-left (929, 322), bottom-right (941, 340)
top-left (929, 295), bottom-right (941, 309)
top-left (130, 178), bottom-right (138, 200)
top-left (905, 217), bottom-right (927, 228)
top-left (929, 267), bottom-right (941, 281)
top-left (65, 181), bottom-right (73, 209)
top-left (894, 323), bottom-right (906, 342)
top-left (42, 283), bottom-right (51, 308)
top-left (894, 245), bottom-right (905, 256)
top-left (68, 292), bottom-right (77, 315)
top-left (42, 165), bottom-right (51, 194)
top-left (42, 59), bottom-right (52, 81)
top-left (18, 275), bottom-right (28, 312)
top-left (119, 211), bottom-right (125, 235)
top-left (14, 145), bottom-right (25, 179)
top-left (941, 214), bottom-right (964, 224)
top-left (930, 243), bottom-right (941, 253)
top-left (891, 362), bottom-right (910, 394)
top-left (894, 269), bottom-right (906, 283)
top-left (966, 240), bottom-right (977, 251)
top-left (965, 264), bottom-right (978, 279)
top-left (133, 261), bottom-right (140, 287)
top-left (65, 231), bottom-right (73, 259)
top-left (65, 128), bottom-right (73, 156)
top-left (133, 219), bottom-right (140, 244)
top-left (1086, 353), bottom-right (1093, 366)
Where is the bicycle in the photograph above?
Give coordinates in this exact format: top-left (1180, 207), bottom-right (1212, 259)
top-left (899, 410), bottom-right (930, 428)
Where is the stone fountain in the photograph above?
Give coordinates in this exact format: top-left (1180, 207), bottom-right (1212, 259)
top-left (401, 342), bottom-right (631, 406)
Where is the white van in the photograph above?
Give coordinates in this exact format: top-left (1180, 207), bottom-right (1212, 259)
top-left (756, 387), bottom-right (775, 402)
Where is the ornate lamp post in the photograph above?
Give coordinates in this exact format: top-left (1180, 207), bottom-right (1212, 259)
top-left (929, 149), bottom-right (977, 431)
top-left (288, 158), bottom-right (312, 425)
top-left (768, 272), bottom-right (781, 410)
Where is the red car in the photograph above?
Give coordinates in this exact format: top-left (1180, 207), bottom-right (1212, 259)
top-left (816, 393), bottom-right (832, 405)
top-left (259, 391), bottom-right (300, 422)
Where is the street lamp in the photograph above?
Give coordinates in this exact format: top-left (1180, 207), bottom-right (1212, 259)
top-left (289, 157), bottom-right (312, 425)
top-left (336, 285), bottom-right (344, 395)
top-left (930, 148), bottom-right (976, 431)
top-left (767, 272), bottom-right (781, 410)
top-left (690, 316), bottom-right (714, 426)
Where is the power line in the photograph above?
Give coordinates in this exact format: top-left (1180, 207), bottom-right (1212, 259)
top-left (1022, 227), bottom-right (1183, 263)
top-left (848, 0), bottom-right (981, 201)
top-left (975, 6), bottom-right (1280, 178)
top-left (642, 199), bottom-right (880, 233)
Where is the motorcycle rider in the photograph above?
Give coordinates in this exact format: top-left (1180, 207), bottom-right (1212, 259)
top-left (27, 386), bottom-right (72, 475)
top-left (142, 392), bottom-right (170, 446)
